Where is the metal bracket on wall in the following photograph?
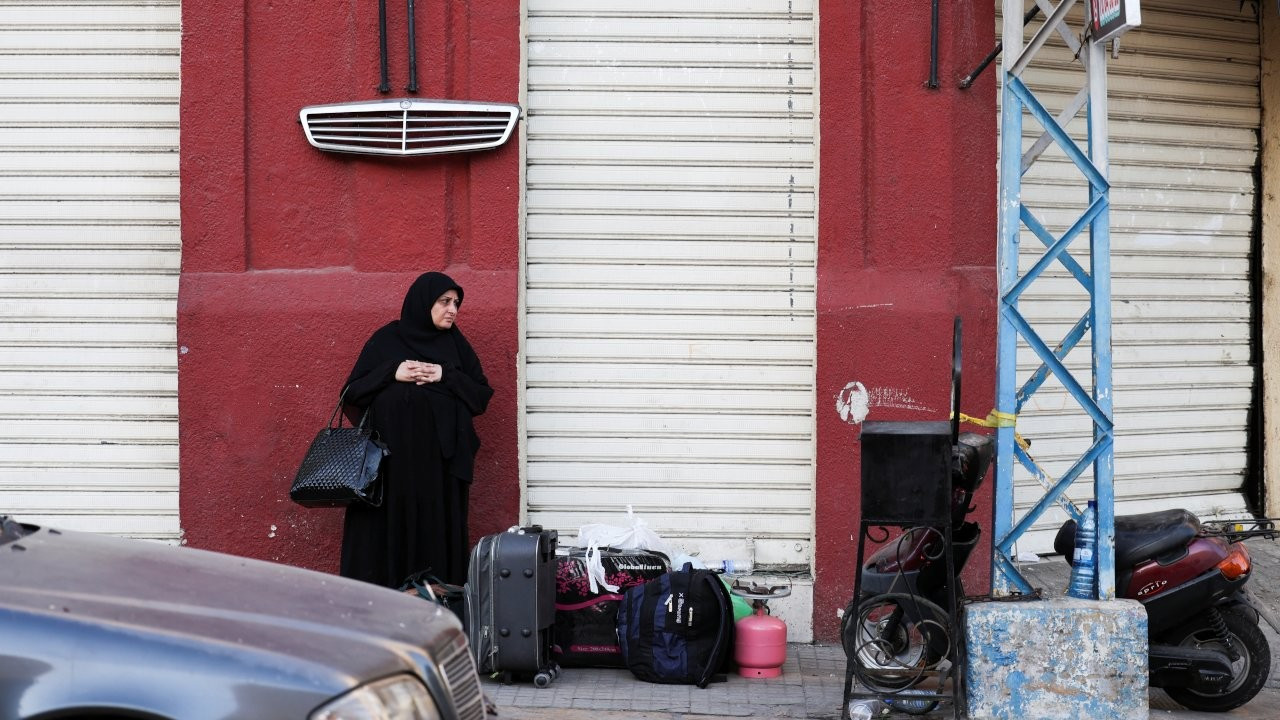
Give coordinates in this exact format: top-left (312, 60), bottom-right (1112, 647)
top-left (376, 0), bottom-right (422, 93)
top-left (929, 0), bottom-right (940, 88)
top-left (958, 6), bottom-right (1040, 90)
top-left (992, 0), bottom-right (1117, 598)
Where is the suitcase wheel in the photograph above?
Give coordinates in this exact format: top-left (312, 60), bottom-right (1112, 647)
top-left (533, 671), bottom-right (553, 688)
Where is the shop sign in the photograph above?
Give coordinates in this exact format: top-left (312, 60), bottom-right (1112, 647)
top-left (1091, 0), bottom-right (1141, 44)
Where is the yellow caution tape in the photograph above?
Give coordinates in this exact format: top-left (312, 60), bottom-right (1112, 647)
top-left (955, 409), bottom-right (1030, 451)
top-left (986, 410), bottom-right (1017, 427)
top-left (957, 410), bottom-right (1015, 429)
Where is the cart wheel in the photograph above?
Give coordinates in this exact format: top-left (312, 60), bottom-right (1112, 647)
top-left (533, 671), bottom-right (553, 688)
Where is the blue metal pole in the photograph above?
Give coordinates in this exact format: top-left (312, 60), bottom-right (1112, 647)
top-left (994, 54), bottom-right (1026, 596)
top-left (1086, 33), bottom-right (1117, 600)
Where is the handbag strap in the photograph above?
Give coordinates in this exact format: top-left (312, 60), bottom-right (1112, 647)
top-left (329, 387), bottom-right (375, 431)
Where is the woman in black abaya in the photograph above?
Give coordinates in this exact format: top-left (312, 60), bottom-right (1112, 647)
top-left (339, 271), bottom-right (493, 588)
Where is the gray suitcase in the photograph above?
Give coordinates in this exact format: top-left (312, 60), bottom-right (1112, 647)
top-left (465, 525), bottom-right (559, 686)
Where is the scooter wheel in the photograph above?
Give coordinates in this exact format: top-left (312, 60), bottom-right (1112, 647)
top-left (1163, 607), bottom-right (1270, 712)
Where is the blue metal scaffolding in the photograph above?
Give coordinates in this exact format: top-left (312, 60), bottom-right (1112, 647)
top-left (993, 0), bottom-right (1117, 598)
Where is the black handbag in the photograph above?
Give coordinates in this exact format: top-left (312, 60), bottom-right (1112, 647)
top-left (289, 395), bottom-right (389, 508)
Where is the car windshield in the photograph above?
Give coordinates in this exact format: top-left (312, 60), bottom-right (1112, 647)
top-left (0, 516), bottom-right (33, 546)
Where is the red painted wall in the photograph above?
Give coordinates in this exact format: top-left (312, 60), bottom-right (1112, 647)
top-left (811, 0), bottom-right (997, 641)
top-left (179, 0), bottom-right (996, 642)
top-left (178, 0), bottom-right (524, 566)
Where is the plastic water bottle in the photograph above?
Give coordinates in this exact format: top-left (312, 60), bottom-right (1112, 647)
top-left (885, 688), bottom-right (938, 714)
top-left (847, 699), bottom-right (888, 720)
top-left (711, 559), bottom-right (754, 575)
top-left (1066, 500), bottom-right (1098, 599)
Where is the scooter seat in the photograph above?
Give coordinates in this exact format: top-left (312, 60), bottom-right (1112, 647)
top-left (1053, 508), bottom-right (1200, 570)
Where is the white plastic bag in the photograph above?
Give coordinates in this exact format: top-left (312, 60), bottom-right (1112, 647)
top-left (579, 542), bottom-right (617, 593)
top-left (573, 506), bottom-right (673, 594)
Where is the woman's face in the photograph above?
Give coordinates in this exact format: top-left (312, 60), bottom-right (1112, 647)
top-left (432, 290), bottom-right (460, 330)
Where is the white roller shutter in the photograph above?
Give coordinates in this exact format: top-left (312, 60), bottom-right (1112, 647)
top-left (0, 1), bottom-right (180, 539)
top-left (523, 0), bottom-right (816, 617)
top-left (999, 0), bottom-right (1258, 550)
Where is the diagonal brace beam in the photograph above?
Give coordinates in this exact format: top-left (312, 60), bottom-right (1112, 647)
top-left (997, 434), bottom-right (1113, 556)
top-left (1022, 206), bottom-right (1092, 288)
top-left (1009, 76), bottom-right (1110, 193)
top-left (1022, 86), bottom-right (1090, 174)
top-left (1017, 313), bottom-right (1091, 411)
top-left (1006, 194), bottom-right (1107, 303)
top-left (1011, 0), bottom-right (1079, 77)
top-left (1000, 304), bottom-right (1115, 433)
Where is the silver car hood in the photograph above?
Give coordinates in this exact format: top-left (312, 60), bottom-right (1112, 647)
top-left (0, 525), bottom-right (459, 699)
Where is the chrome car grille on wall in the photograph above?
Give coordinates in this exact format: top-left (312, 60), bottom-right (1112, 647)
top-left (300, 99), bottom-right (520, 157)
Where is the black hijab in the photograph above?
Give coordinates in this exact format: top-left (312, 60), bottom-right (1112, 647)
top-left (397, 271), bottom-right (464, 366)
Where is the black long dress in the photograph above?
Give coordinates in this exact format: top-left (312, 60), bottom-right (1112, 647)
top-left (339, 272), bottom-right (493, 588)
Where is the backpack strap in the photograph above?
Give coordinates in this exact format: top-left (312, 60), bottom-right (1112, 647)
top-left (696, 571), bottom-right (734, 688)
top-left (631, 573), bottom-right (665, 678)
top-left (670, 565), bottom-right (694, 637)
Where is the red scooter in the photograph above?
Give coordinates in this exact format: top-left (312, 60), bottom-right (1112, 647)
top-left (1055, 512), bottom-right (1276, 712)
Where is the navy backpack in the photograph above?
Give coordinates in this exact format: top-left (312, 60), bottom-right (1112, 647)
top-left (616, 562), bottom-right (735, 687)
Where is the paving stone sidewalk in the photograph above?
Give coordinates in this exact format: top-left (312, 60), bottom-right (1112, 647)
top-left (486, 643), bottom-right (849, 720)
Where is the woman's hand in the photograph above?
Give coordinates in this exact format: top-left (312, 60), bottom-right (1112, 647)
top-left (396, 360), bottom-right (443, 385)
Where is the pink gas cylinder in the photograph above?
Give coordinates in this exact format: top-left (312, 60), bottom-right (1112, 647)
top-left (731, 582), bottom-right (791, 679)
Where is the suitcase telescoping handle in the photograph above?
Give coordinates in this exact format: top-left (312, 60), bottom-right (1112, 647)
top-left (506, 525), bottom-right (556, 561)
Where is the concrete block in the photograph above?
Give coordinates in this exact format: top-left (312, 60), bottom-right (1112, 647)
top-left (964, 598), bottom-right (1148, 720)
